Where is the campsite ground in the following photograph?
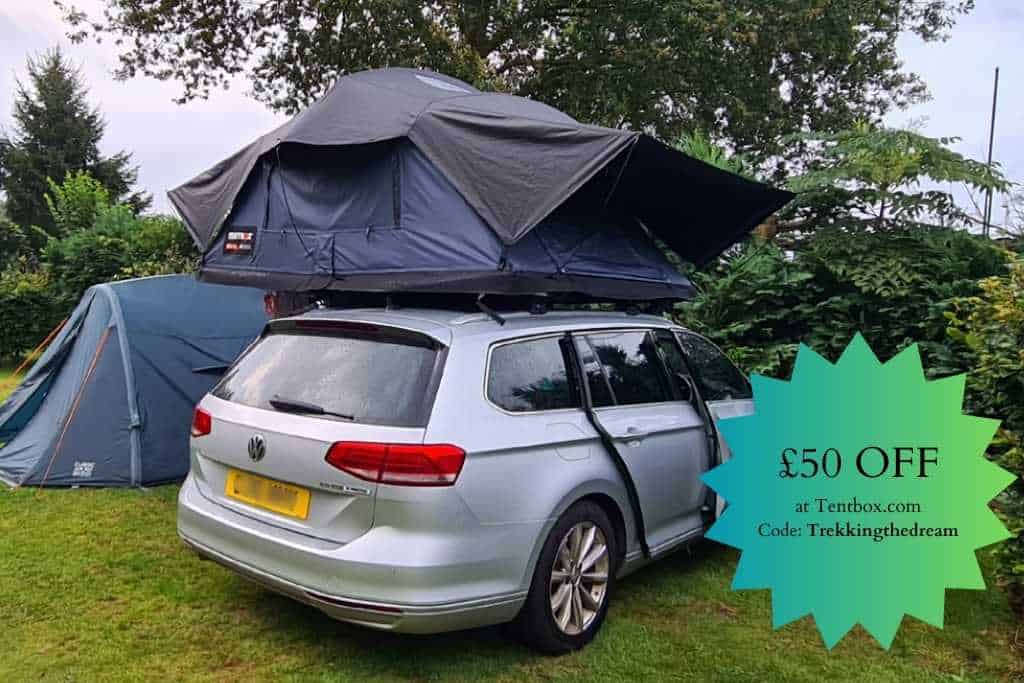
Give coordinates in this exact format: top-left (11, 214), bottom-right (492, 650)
top-left (0, 364), bottom-right (1019, 682)
top-left (0, 484), bottom-right (1020, 682)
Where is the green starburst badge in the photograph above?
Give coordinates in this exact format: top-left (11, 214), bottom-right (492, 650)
top-left (702, 334), bottom-right (1015, 649)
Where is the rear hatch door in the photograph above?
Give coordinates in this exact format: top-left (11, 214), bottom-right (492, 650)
top-left (190, 319), bottom-right (447, 543)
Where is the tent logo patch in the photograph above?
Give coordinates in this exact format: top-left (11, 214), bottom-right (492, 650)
top-left (224, 228), bottom-right (256, 254)
top-left (72, 461), bottom-right (95, 478)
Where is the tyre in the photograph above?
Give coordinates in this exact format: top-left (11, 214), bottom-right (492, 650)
top-left (510, 500), bottom-right (617, 654)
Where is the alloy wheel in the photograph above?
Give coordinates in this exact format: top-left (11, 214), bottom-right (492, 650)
top-left (549, 520), bottom-right (610, 635)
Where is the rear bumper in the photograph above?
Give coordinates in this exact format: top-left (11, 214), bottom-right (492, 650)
top-left (177, 476), bottom-right (528, 633)
top-left (179, 534), bottom-right (525, 633)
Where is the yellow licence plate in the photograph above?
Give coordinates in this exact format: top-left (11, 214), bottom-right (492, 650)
top-left (225, 469), bottom-right (311, 520)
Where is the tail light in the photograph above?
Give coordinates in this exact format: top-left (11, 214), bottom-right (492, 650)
top-left (263, 292), bottom-right (278, 317)
top-left (325, 442), bottom-right (465, 486)
top-left (191, 407), bottom-right (212, 437)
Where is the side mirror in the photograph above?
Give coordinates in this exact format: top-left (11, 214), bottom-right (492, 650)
top-left (674, 371), bottom-right (696, 403)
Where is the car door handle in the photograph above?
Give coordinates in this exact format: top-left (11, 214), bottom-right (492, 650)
top-left (625, 426), bottom-right (649, 439)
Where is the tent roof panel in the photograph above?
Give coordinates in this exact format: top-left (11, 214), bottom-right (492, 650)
top-left (169, 68), bottom-right (793, 270)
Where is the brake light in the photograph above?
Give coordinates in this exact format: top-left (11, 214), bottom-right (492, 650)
top-left (191, 407), bottom-right (212, 437)
top-left (325, 442), bottom-right (465, 486)
top-left (264, 292), bottom-right (278, 317)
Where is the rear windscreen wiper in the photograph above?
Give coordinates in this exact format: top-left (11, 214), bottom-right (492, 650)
top-left (269, 395), bottom-right (355, 421)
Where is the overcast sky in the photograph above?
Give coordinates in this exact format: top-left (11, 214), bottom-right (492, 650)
top-left (1, 1), bottom-right (1021, 226)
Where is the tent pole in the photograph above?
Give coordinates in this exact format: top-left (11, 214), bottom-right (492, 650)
top-left (602, 138), bottom-right (638, 210)
top-left (3, 317), bottom-right (69, 392)
top-left (31, 328), bottom-right (110, 492)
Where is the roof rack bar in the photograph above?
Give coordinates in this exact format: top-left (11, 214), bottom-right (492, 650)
top-left (475, 294), bottom-right (506, 326)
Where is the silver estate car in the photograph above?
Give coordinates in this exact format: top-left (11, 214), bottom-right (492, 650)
top-left (178, 307), bottom-right (753, 653)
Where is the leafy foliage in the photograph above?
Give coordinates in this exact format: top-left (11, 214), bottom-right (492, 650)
top-left (0, 171), bottom-right (196, 358)
top-left (0, 48), bottom-right (149, 236)
top-left (675, 131), bottom-right (755, 180)
top-left (787, 123), bottom-right (1009, 231)
top-left (0, 220), bottom-right (49, 269)
top-left (676, 229), bottom-right (1012, 378)
top-left (674, 243), bottom-right (811, 377)
top-left (43, 205), bottom-right (197, 307)
top-left (60, 1), bottom-right (972, 161)
top-left (946, 261), bottom-right (1024, 616)
top-left (0, 263), bottom-right (66, 362)
top-left (45, 170), bottom-right (111, 236)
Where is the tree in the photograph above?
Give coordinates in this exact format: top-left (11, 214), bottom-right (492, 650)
top-left (672, 124), bottom-right (1012, 375)
top-left (0, 48), bottom-right (150, 236)
top-left (675, 131), bottom-right (755, 180)
top-left (783, 123), bottom-right (1009, 235)
top-left (60, 1), bottom-right (972, 162)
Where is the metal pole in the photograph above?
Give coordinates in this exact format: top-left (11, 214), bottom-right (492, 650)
top-left (983, 67), bottom-right (1000, 237)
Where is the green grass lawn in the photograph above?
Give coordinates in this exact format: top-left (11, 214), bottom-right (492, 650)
top-left (0, 486), bottom-right (1019, 682)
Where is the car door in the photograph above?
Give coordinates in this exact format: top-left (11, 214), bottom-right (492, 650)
top-left (674, 331), bottom-right (755, 517)
top-left (573, 329), bottom-right (711, 552)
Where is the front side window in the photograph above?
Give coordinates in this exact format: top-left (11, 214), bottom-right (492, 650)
top-left (581, 331), bottom-right (672, 406)
top-left (653, 329), bottom-right (694, 399)
top-left (676, 332), bottom-right (752, 401)
top-left (487, 337), bottom-right (578, 412)
top-left (573, 337), bottom-right (615, 408)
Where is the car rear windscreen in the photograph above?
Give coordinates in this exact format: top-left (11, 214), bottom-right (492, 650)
top-left (212, 325), bottom-right (444, 427)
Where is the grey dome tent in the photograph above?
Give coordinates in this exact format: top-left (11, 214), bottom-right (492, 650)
top-left (169, 68), bottom-right (793, 301)
top-left (0, 275), bottom-right (267, 487)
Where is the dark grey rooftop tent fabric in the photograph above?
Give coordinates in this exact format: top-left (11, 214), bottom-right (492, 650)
top-left (0, 276), bottom-right (267, 487)
top-left (169, 68), bottom-right (793, 299)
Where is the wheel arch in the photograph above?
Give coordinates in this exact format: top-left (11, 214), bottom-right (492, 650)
top-left (519, 479), bottom-right (634, 594)
top-left (576, 492), bottom-right (627, 569)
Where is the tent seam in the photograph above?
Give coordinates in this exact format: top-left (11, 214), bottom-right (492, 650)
top-left (34, 327), bottom-right (111, 490)
top-left (101, 285), bottom-right (144, 487)
top-left (2, 293), bottom-right (95, 486)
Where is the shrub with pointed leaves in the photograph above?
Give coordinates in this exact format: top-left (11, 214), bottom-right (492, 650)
top-left (946, 260), bottom-right (1024, 616)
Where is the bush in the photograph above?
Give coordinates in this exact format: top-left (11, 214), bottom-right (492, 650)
top-left (676, 228), bottom-right (1012, 377)
top-left (45, 171), bottom-right (111, 237)
top-left (674, 243), bottom-right (816, 377)
top-left (800, 228), bottom-right (1010, 367)
top-left (0, 263), bottom-right (66, 361)
top-left (42, 206), bottom-right (197, 304)
top-left (43, 204), bottom-right (136, 306)
top-left (0, 201), bottom-right (199, 360)
top-left (119, 215), bottom-right (198, 278)
top-left (946, 260), bottom-right (1024, 616)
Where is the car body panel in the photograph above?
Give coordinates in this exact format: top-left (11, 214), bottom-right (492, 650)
top-left (178, 307), bottom-right (747, 634)
top-left (705, 397), bottom-right (756, 518)
top-left (591, 401), bottom-right (709, 549)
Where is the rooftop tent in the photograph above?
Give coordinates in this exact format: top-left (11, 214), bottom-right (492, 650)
top-left (169, 68), bottom-right (793, 301)
top-left (0, 275), bottom-right (267, 487)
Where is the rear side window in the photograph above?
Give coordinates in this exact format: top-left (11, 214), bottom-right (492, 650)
top-left (581, 331), bottom-right (672, 406)
top-left (213, 328), bottom-right (443, 427)
top-left (676, 332), bottom-right (752, 401)
top-left (488, 337), bottom-right (578, 412)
